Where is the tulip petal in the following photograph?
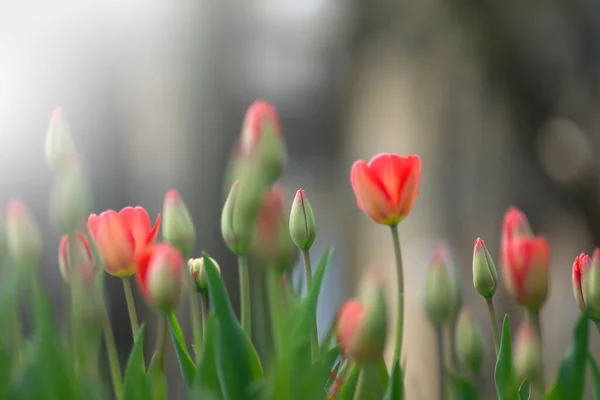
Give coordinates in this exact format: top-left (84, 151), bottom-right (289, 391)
top-left (94, 210), bottom-right (135, 276)
top-left (87, 214), bottom-right (99, 235)
top-left (350, 160), bottom-right (394, 224)
top-left (146, 213), bottom-right (161, 245)
top-left (136, 247), bottom-right (153, 299)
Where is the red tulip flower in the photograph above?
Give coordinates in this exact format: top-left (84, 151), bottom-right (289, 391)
top-left (572, 252), bottom-right (591, 312)
top-left (350, 153), bottom-right (421, 225)
top-left (501, 207), bottom-right (550, 311)
top-left (87, 207), bottom-right (161, 277)
top-left (136, 243), bottom-right (183, 311)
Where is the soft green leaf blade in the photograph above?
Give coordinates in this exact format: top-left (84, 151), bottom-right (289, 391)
top-left (448, 371), bottom-right (478, 400)
top-left (383, 360), bottom-right (404, 400)
top-left (376, 356), bottom-right (390, 390)
top-left (204, 253), bottom-right (263, 400)
top-left (545, 312), bottom-right (589, 400)
top-left (355, 364), bottom-right (385, 400)
top-left (166, 310), bottom-right (196, 387)
top-left (147, 359), bottom-right (168, 400)
top-left (337, 364), bottom-right (361, 400)
top-left (519, 380), bottom-right (531, 400)
top-left (292, 248), bottom-right (333, 340)
top-left (589, 354), bottom-right (600, 400)
top-left (495, 314), bottom-right (518, 400)
top-left (123, 325), bottom-right (151, 400)
top-left (195, 313), bottom-right (223, 399)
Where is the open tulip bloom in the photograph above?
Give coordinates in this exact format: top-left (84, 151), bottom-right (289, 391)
top-left (0, 103), bottom-right (596, 400)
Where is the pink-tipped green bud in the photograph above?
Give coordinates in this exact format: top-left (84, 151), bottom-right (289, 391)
top-left (454, 309), bottom-right (485, 374)
top-left (473, 238), bottom-right (498, 298)
top-left (580, 249), bottom-right (600, 320)
top-left (45, 107), bottom-right (77, 172)
top-left (572, 253), bottom-right (590, 314)
top-left (336, 275), bottom-right (388, 364)
top-left (424, 246), bottom-right (460, 325)
top-left (514, 321), bottom-right (542, 383)
top-left (188, 256), bottom-right (220, 293)
top-left (221, 181), bottom-right (252, 256)
top-left (162, 190), bottom-right (196, 257)
top-left (239, 100), bottom-right (287, 183)
top-left (50, 164), bottom-right (91, 233)
top-left (137, 244), bottom-right (184, 312)
top-left (289, 189), bottom-right (316, 250)
top-left (58, 233), bottom-right (95, 284)
top-left (6, 199), bottom-right (43, 267)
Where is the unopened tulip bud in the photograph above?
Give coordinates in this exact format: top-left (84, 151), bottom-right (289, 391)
top-left (58, 233), bottom-right (95, 284)
top-left (424, 247), bottom-right (460, 325)
top-left (221, 181), bottom-right (252, 255)
top-left (45, 107), bottom-right (77, 172)
top-left (289, 189), bottom-right (316, 250)
top-left (50, 165), bottom-right (91, 233)
top-left (581, 249), bottom-right (600, 320)
top-left (336, 276), bottom-right (388, 364)
top-left (514, 322), bottom-right (542, 383)
top-left (572, 253), bottom-right (590, 313)
top-left (188, 257), bottom-right (220, 293)
top-left (137, 244), bottom-right (184, 312)
top-left (162, 190), bottom-right (196, 257)
top-left (455, 310), bottom-right (485, 374)
top-left (240, 100), bottom-right (287, 183)
top-left (6, 199), bottom-right (43, 267)
top-left (501, 207), bottom-right (550, 311)
top-left (473, 238), bottom-right (498, 298)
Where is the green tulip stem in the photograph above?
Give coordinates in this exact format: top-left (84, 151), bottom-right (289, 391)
top-left (527, 309), bottom-right (546, 396)
top-left (485, 297), bottom-right (500, 356)
top-left (267, 268), bottom-right (287, 355)
top-left (153, 314), bottom-right (168, 371)
top-left (122, 276), bottom-right (140, 341)
top-left (101, 312), bottom-right (123, 400)
top-left (302, 248), bottom-right (319, 361)
top-left (238, 255), bottom-right (251, 336)
top-left (436, 326), bottom-right (447, 400)
top-left (189, 292), bottom-right (203, 363)
top-left (390, 224), bottom-right (405, 364)
top-left (595, 321), bottom-right (600, 339)
top-left (201, 293), bottom-right (210, 337)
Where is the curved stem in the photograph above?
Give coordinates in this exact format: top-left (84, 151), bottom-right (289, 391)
top-left (189, 293), bottom-right (203, 363)
top-left (122, 277), bottom-right (140, 341)
top-left (390, 224), bottom-right (404, 363)
top-left (436, 326), bottom-right (447, 400)
top-left (153, 314), bottom-right (168, 372)
top-left (238, 255), bottom-right (251, 336)
top-left (101, 313), bottom-right (123, 400)
top-left (485, 297), bottom-right (500, 357)
top-left (302, 248), bottom-right (319, 361)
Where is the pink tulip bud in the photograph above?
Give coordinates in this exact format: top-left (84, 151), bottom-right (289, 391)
top-left (137, 244), bottom-right (184, 312)
top-left (162, 190), bottom-right (195, 257)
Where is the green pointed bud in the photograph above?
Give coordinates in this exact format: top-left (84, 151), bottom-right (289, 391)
top-left (455, 310), bottom-right (485, 374)
top-left (289, 189), bottom-right (316, 250)
top-left (473, 238), bottom-right (498, 298)
top-left (336, 273), bottom-right (388, 364)
top-left (221, 181), bottom-right (252, 255)
top-left (45, 107), bottom-right (77, 172)
top-left (424, 246), bottom-right (460, 326)
top-left (50, 163), bottom-right (91, 234)
top-left (514, 321), bottom-right (542, 383)
top-left (6, 199), bottom-right (43, 267)
top-left (582, 249), bottom-right (600, 320)
top-left (188, 256), bottom-right (220, 293)
top-left (162, 190), bottom-right (196, 257)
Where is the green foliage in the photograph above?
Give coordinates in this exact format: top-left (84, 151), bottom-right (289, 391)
top-left (383, 360), bottom-right (404, 400)
top-left (495, 314), bottom-right (518, 400)
top-left (448, 371), bottom-right (478, 400)
top-left (545, 312), bottom-right (589, 400)
top-left (588, 353), bottom-right (600, 400)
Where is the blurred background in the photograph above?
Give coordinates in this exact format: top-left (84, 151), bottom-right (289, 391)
top-left (2, 0), bottom-right (600, 398)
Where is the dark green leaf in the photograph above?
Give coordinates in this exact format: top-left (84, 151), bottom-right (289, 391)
top-left (204, 253), bottom-right (263, 400)
top-left (337, 364), bottom-right (361, 400)
top-left (195, 313), bottom-right (223, 399)
top-left (589, 354), bottom-right (600, 400)
top-left (495, 314), bottom-right (518, 400)
top-left (545, 312), bottom-right (589, 400)
top-left (166, 310), bottom-right (196, 387)
top-left (376, 356), bottom-right (390, 391)
top-left (448, 371), bottom-right (478, 400)
top-left (123, 325), bottom-right (151, 400)
top-left (519, 380), bottom-right (531, 400)
top-left (383, 360), bottom-right (404, 400)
